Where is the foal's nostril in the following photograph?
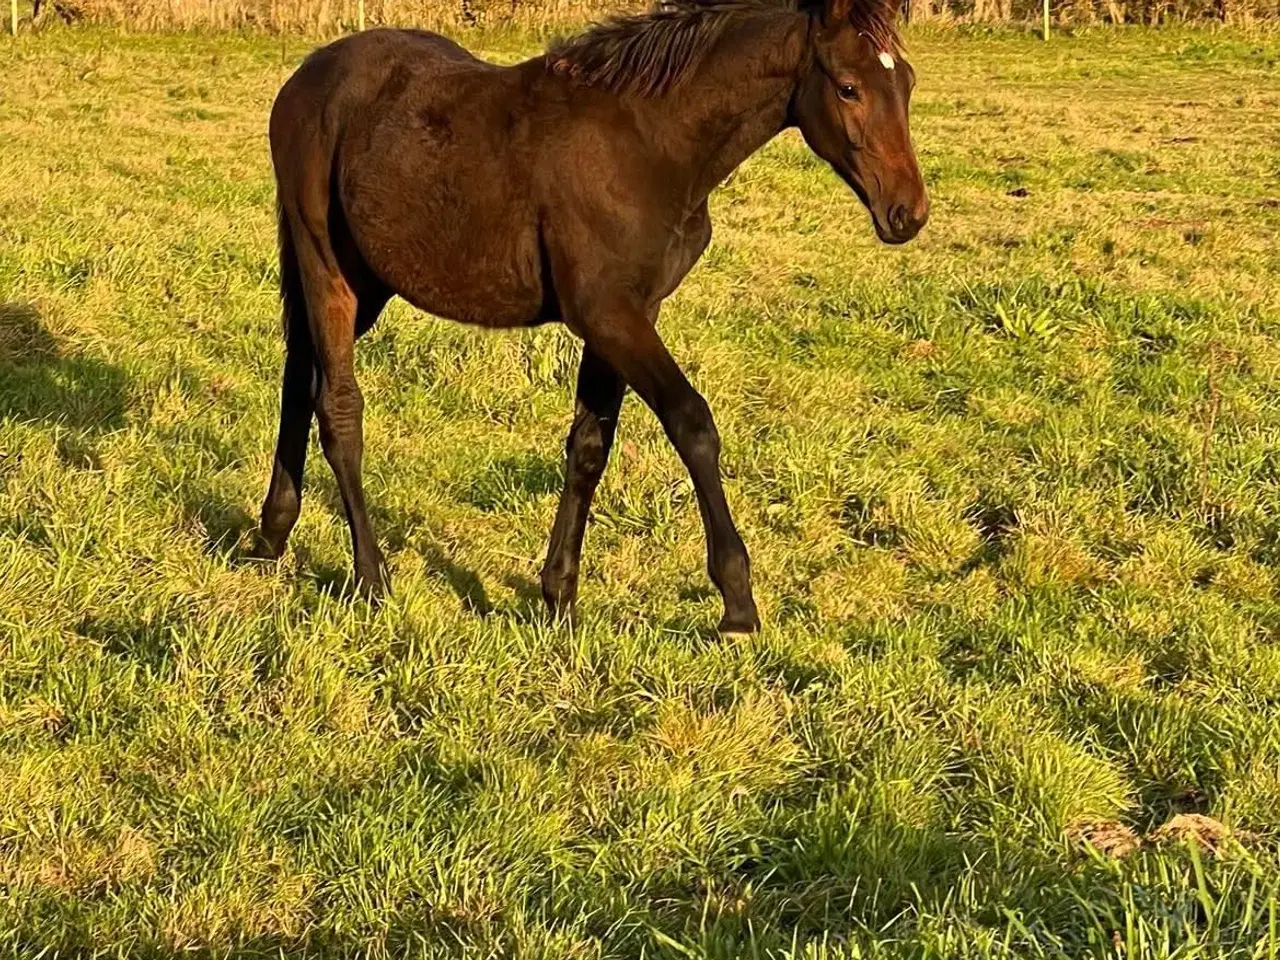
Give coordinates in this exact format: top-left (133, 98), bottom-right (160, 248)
top-left (888, 204), bottom-right (909, 234)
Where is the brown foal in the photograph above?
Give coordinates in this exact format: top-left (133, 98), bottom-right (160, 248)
top-left (255, 0), bottom-right (928, 634)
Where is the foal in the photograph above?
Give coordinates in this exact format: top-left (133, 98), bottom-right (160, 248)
top-left (256, 0), bottom-right (928, 634)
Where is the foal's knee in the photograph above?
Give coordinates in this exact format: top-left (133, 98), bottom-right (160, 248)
top-left (566, 412), bottom-right (610, 486)
top-left (670, 393), bottom-right (721, 466)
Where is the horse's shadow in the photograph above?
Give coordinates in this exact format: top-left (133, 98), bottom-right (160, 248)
top-left (420, 541), bottom-right (494, 615)
top-left (270, 526), bottom-right (544, 622)
top-left (0, 303), bottom-right (270, 560)
top-left (411, 543), bottom-right (548, 624)
top-left (186, 491), bottom-right (258, 555)
top-left (354, 501), bottom-right (549, 620)
top-left (0, 302), bottom-right (129, 452)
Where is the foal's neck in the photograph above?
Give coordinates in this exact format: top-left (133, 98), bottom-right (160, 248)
top-left (643, 12), bottom-right (810, 209)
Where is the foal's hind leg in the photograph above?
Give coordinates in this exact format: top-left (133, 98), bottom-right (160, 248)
top-left (293, 232), bottom-right (388, 599)
top-left (256, 318), bottom-right (315, 560)
top-left (541, 345), bottom-right (626, 619)
top-left (257, 215), bottom-right (315, 559)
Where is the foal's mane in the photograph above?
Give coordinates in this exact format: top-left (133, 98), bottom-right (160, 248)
top-left (548, 0), bottom-right (901, 97)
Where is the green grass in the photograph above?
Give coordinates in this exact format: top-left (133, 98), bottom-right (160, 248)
top-left (3, 22), bottom-right (1280, 959)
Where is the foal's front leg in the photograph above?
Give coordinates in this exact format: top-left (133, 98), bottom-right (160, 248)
top-left (578, 300), bottom-right (760, 635)
top-left (541, 345), bottom-right (626, 619)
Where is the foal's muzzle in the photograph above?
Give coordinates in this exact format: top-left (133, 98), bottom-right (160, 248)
top-left (874, 194), bottom-right (929, 245)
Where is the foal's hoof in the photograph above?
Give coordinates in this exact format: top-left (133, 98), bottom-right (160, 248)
top-left (250, 529), bottom-right (287, 562)
top-left (718, 609), bottom-right (761, 637)
top-left (545, 599), bottom-right (577, 627)
top-left (356, 575), bottom-right (389, 604)
top-left (355, 558), bottom-right (390, 604)
top-left (540, 575), bottom-right (578, 625)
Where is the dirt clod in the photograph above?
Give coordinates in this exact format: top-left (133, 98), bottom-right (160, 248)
top-left (1151, 813), bottom-right (1232, 853)
top-left (1066, 818), bottom-right (1142, 859)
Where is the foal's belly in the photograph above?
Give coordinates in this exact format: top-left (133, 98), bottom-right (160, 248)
top-left (343, 175), bottom-right (546, 327)
top-left (374, 220), bottom-right (545, 328)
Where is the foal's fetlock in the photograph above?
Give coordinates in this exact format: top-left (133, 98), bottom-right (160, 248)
top-left (254, 504), bottom-right (299, 561)
top-left (710, 550), bottom-right (758, 635)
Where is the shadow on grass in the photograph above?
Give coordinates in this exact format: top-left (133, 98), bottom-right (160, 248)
top-left (353, 498), bottom-right (551, 619)
top-left (0, 302), bottom-right (129, 456)
top-left (282, 537), bottom-right (503, 614)
top-left (181, 486), bottom-right (259, 556)
top-left (420, 541), bottom-right (492, 615)
top-left (498, 571), bottom-right (553, 626)
top-left (0, 305), bottom-right (257, 560)
top-left (417, 550), bottom-right (548, 624)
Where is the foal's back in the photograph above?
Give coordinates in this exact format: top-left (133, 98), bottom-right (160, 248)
top-left (271, 29), bottom-right (562, 328)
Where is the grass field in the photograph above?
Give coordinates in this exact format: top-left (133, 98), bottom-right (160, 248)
top-left (3, 22), bottom-right (1280, 959)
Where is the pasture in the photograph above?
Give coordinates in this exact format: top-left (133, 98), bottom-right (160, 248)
top-left (3, 23), bottom-right (1280, 958)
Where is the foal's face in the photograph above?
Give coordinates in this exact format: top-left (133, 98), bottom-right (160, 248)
top-left (793, 10), bottom-right (929, 244)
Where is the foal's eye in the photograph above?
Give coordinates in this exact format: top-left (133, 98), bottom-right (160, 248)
top-left (837, 83), bottom-right (859, 101)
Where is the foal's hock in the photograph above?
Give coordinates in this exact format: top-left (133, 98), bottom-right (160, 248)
top-left (255, 0), bottom-right (928, 633)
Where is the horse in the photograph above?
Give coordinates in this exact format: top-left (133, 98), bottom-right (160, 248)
top-left (255, 0), bottom-right (928, 635)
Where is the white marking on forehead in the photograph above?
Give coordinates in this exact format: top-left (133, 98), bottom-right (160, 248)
top-left (878, 50), bottom-right (896, 70)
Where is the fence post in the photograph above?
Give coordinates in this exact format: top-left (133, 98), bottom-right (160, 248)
top-left (358, 0), bottom-right (364, 29)
top-left (10, 0), bottom-right (17, 36)
top-left (1042, 0), bottom-right (1050, 39)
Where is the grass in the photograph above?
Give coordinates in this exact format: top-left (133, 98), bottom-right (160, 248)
top-left (3, 22), bottom-right (1280, 959)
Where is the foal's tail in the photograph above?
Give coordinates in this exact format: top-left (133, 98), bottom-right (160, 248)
top-left (277, 201), bottom-right (309, 349)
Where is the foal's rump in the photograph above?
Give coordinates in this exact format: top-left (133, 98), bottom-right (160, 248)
top-left (270, 29), bottom-right (548, 328)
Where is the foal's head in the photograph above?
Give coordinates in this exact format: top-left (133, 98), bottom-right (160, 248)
top-left (792, 0), bottom-right (928, 244)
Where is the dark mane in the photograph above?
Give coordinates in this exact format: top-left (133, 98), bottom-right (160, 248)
top-left (549, 0), bottom-right (902, 97)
